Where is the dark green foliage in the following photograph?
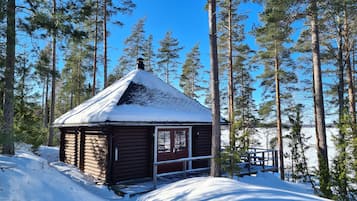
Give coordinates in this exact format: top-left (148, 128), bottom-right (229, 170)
top-left (179, 44), bottom-right (205, 99)
top-left (57, 40), bottom-right (92, 113)
top-left (13, 51), bottom-right (47, 149)
top-left (331, 111), bottom-right (356, 200)
top-left (157, 31), bottom-right (183, 84)
top-left (143, 35), bottom-right (155, 72)
top-left (116, 18), bottom-right (147, 76)
top-left (286, 104), bottom-right (314, 186)
top-left (254, 0), bottom-right (297, 121)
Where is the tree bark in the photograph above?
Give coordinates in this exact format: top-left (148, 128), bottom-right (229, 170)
top-left (48, 0), bottom-right (56, 146)
top-left (2, 0), bottom-right (15, 155)
top-left (344, 3), bottom-right (356, 129)
top-left (337, 23), bottom-right (344, 123)
top-left (103, 0), bottom-right (108, 88)
top-left (310, 0), bottom-right (331, 197)
top-left (228, 0), bottom-right (235, 150)
top-left (44, 76), bottom-right (49, 128)
top-left (92, 0), bottom-right (99, 96)
top-left (274, 40), bottom-right (284, 180)
top-left (343, 1), bottom-right (357, 185)
top-left (208, 0), bottom-right (221, 177)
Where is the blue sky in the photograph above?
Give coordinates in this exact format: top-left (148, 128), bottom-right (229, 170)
top-left (102, 0), bottom-right (321, 123)
top-left (107, 0), bottom-right (263, 98)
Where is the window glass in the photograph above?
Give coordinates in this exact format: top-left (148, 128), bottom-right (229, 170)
top-left (174, 130), bottom-right (186, 152)
top-left (158, 131), bottom-right (171, 153)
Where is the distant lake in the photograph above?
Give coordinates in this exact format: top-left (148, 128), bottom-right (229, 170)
top-left (221, 127), bottom-right (338, 170)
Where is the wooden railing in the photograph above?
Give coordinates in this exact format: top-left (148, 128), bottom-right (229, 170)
top-left (240, 148), bottom-right (279, 175)
top-left (152, 148), bottom-right (278, 188)
top-left (153, 155), bottom-right (212, 188)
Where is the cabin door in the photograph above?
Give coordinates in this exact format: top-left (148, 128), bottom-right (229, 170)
top-left (157, 128), bottom-right (189, 173)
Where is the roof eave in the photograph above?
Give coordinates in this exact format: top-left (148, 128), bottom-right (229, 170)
top-left (53, 120), bottom-right (228, 128)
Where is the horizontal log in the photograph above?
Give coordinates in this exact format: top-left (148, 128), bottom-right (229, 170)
top-left (84, 167), bottom-right (106, 176)
top-left (83, 159), bottom-right (106, 166)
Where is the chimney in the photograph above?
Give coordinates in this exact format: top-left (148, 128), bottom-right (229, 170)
top-left (137, 58), bottom-right (145, 70)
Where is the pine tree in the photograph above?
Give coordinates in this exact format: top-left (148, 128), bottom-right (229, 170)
top-left (143, 34), bottom-right (155, 72)
top-left (14, 51), bottom-right (47, 149)
top-left (57, 40), bottom-right (92, 114)
top-left (179, 44), bottom-right (204, 99)
top-left (116, 18), bottom-right (146, 76)
top-left (208, 0), bottom-right (221, 177)
top-left (318, 1), bottom-right (356, 198)
top-left (233, 44), bottom-right (257, 150)
top-left (2, 0), bottom-right (15, 154)
top-left (217, 0), bottom-right (256, 177)
top-left (34, 45), bottom-right (51, 128)
top-left (286, 104), bottom-right (313, 185)
top-left (102, 0), bottom-right (135, 88)
top-left (157, 31), bottom-right (183, 84)
top-left (309, 0), bottom-right (331, 197)
top-left (48, 0), bottom-right (57, 146)
top-left (254, 0), bottom-right (298, 180)
top-left (92, 0), bottom-right (99, 96)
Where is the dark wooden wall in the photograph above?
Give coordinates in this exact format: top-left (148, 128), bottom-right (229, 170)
top-left (110, 126), bottom-right (153, 183)
top-left (192, 125), bottom-right (212, 168)
top-left (59, 125), bottom-right (211, 184)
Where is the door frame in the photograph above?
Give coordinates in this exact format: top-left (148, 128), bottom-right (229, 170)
top-left (154, 126), bottom-right (192, 170)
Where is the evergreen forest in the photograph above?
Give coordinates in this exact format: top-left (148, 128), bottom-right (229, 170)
top-left (0, 0), bottom-right (356, 199)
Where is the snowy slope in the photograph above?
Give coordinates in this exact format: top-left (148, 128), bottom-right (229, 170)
top-left (138, 174), bottom-right (330, 201)
top-left (54, 69), bottom-right (212, 126)
top-left (0, 145), bottom-right (330, 201)
top-left (0, 146), bottom-right (118, 201)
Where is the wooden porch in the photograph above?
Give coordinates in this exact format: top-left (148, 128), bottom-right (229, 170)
top-left (113, 147), bottom-right (279, 197)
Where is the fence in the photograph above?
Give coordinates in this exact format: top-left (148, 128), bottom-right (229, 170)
top-left (152, 148), bottom-right (279, 188)
top-left (153, 155), bottom-right (212, 188)
top-left (240, 147), bottom-right (279, 175)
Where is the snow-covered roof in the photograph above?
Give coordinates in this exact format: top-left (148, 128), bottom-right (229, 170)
top-left (54, 69), bottom-right (214, 127)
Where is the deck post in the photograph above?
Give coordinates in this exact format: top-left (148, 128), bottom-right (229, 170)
top-left (153, 163), bottom-right (158, 189)
top-left (247, 154), bottom-right (251, 174)
top-left (262, 152), bottom-right (265, 169)
top-left (274, 150), bottom-right (279, 170)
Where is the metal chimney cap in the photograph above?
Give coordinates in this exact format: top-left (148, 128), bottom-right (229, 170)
top-left (137, 58), bottom-right (145, 70)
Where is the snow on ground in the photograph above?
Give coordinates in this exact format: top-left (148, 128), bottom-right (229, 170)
top-left (0, 145), bottom-right (331, 201)
top-left (138, 174), bottom-right (329, 201)
top-left (0, 145), bottom-right (118, 201)
top-left (221, 127), bottom-right (337, 171)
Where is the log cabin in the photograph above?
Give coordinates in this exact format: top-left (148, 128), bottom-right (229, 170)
top-left (53, 59), bottom-right (222, 184)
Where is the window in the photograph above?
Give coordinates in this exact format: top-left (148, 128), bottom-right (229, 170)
top-left (174, 130), bottom-right (186, 152)
top-left (158, 130), bottom-right (171, 153)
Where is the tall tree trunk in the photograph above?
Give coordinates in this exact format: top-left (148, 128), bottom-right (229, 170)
top-left (227, 0), bottom-right (235, 178)
top-left (337, 24), bottom-right (344, 122)
top-left (208, 0), bottom-right (221, 177)
top-left (310, 0), bottom-right (331, 197)
top-left (48, 0), bottom-right (57, 146)
top-left (274, 40), bottom-right (284, 180)
top-left (2, 0), bottom-right (15, 155)
top-left (344, 3), bottom-right (356, 129)
top-left (103, 0), bottom-right (108, 88)
top-left (92, 0), bottom-right (99, 96)
top-left (44, 75), bottom-right (49, 128)
top-left (77, 58), bottom-right (81, 105)
top-left (228, 0), bottom-right (235, 150)
top-left (336, 19), bottom-right (348, 196)
top-left (344, 1), bottom-right (357, 185)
